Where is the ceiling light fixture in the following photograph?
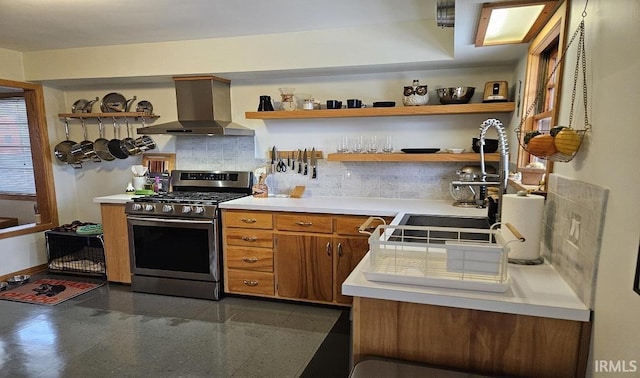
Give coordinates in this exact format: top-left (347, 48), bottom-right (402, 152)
top-left (475, 1), bottom-right (559, 47)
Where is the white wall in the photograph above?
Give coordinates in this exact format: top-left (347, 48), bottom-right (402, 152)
top-left (552, 1), bottom-right (640, 375)
top-left (0, 47), bottom-right (24, 81)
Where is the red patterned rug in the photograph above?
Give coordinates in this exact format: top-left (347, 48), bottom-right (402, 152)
top-left (0, 278), bottom-right (104, 306)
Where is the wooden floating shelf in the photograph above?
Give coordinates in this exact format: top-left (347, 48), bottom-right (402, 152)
top-left (58, 112), bottom-right (159, 119)
top-left (245, 102), bottom-right (515, 120)
top-left (326, 152), bottom-right (501, 162)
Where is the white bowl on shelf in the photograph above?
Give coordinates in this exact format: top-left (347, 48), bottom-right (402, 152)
top-left (447, 148), bottom-right (465, 154)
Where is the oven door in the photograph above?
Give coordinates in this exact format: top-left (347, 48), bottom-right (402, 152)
top-left (127, 216), bottom-right (218, 282)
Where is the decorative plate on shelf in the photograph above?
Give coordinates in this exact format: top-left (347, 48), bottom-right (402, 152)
top-left (401, 148), bottom-right (440, 154)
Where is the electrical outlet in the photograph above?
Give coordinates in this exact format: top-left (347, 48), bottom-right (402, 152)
top-left (568, 213), bottom-right (581, 244)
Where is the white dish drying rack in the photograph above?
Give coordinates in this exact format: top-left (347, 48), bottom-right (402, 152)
top-left (359, 217), bottom-right (525, 293)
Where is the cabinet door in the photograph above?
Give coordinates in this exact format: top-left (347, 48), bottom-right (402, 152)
top-left (334, 236), bottom-right (370, 304)
top-left (100, 203), bottom-right (131, 284)
top-left (275, 234), bottom-right (333, 302)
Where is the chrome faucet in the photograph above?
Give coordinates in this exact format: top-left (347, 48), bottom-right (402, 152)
top-left (450, 119), bottom-right (509, 219)
top-left (478, 118), bottom-right (509, 220)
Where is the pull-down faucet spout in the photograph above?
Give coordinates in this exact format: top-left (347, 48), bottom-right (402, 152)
top-left (477, 119), bottom-right (509, 222)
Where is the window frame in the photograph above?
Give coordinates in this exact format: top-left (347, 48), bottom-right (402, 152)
top-left (0, 78), bottom-right (58, 238)
top-left (517, 1), bottom-right (569, 179)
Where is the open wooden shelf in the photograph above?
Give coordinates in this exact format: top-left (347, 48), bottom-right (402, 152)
top-left (326, 152), bottom-right (501, 162)
top-left (245, 102), bottom-right (515, 120)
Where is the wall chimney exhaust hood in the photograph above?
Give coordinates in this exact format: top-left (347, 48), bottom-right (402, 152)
top-left (137, 75), bottom-right (254, 136)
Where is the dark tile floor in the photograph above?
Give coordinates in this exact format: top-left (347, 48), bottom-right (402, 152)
top-left (0, 275), bottom-right (351, 377)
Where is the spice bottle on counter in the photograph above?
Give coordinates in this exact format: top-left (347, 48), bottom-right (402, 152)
top-left (153, 176), bottom-right (161, 193)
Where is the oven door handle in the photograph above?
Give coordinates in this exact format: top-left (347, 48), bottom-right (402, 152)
top-left (127, 216), bottom-right (214, 225)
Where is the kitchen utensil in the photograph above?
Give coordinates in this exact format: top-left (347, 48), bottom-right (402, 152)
top-left (133, 135), bottom-right (156, 152)
top-left (297, 149), bottom-right (302, 174)
top-left (482, 81), bottom-right (508, 102)
top-left (275, 149), bottom-right (287, 172)
top-left (71, 99), bottom-right (90, 113)
top-left (310, 147), bottom-right (317, 179)
top-left (287, 151), bottom-right (292, 168)
top-left (302, 148), bottom-right (308, 175)
top-left (94, 119), bottom-right (116, 161)
top-left (372, 101), bottom-right (395, 107)
top-left (122, 118), bottom-right (141, 155)
top-left (70, 118), bottom-right (101, 162)
top-left (279, 88), bottom-right (296, 111)
top-left (270, 146), bottom-right (277, 173)
top-left (84, 96), bottom-right (99, 113)
top-left (472, 138), bottom-right (498, 153)
top-left (135, 100), bottom-right (154, 115)
top-left (107, 119), bottom-right (129, 159)
top-left (347, 99), bottom-right (363, 108)
top-left (101, 93), bottom-right (136, 112)
top-left (400, 148), bottom-right (440, 154)
top-left (437, 87), bottom-right (475, 104)
top-left (447, 148), bottom-right (464, 154)
top-left (326, 100), bottom-right (342, 109)
top-left (131, 165), bottom-right (148, 177)
top-left (257, 95), bottom-right (274, 111)
top-left (54, 120), bottom-right (81, 164)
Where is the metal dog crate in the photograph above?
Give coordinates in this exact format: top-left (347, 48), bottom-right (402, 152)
top-left (45, 230), bottom-right (106, 277)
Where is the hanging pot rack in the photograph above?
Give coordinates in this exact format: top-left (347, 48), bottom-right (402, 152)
top-left (515, 5), bottom-right (591, 163)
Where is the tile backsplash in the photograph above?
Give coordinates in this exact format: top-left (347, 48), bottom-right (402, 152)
top-left (542, 174), bottom-right (609, 308)
top-left (175, 136), bottom-right (495, 200)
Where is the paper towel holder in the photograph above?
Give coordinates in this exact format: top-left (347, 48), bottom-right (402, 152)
top-left (506, 190), bottom-right (545, 265)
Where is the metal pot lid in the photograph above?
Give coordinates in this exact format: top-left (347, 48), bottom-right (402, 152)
top-left (135, 100), bottom-right (153, 115)
top-left (101, 92), bottom-right (127, 112)
top-left (71, 99), bottom-right (90, 113)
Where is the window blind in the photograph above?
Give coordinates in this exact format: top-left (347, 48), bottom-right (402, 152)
top-left (0, 96), bottom-right (35, 195)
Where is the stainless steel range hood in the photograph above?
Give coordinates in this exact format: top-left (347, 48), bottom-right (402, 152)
top-left (137, 76), bottom-right (254, 136)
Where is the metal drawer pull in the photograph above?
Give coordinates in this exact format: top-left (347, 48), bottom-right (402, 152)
top-left (338, 242), bottom-right (343, 257)
top-left (326, 242), bottom-right (332, 256)
top-left (295, 221), bottom-right (313, 226)
top-left (242, 257), bottom-right (258, 263)
top-left (240, 218), bottom-right (257, 223)
top-left (241, 236), bottom-right (258, 242)
top-left (243, 280), bottom-right (259, 286)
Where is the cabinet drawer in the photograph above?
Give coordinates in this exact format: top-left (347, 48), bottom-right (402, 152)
top-left (275, 213), bottom-right (333, 233)
top-left (335, 215), bottom-right (390, 236)
top-left (225, 229), bottom-right (273, 248)
top-left (227, 270), bottom-right (274, 296)
top-left (226, 246), bottom-right (273, 272)
top-left (224, 210), bottom-right (273, 229)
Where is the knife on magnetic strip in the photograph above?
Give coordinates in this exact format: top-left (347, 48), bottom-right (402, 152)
top-left (310, 147), bottom-right (317, 179)
top-left (303, 148), bottom-right (308, 175)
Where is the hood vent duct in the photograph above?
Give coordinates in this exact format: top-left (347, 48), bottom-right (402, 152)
top-left (137, 75), bottom-right (254, 136)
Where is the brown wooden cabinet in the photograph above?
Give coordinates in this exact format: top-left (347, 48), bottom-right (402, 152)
top-left (221, 209), bottom-right (390, 306)
top-left (275, 233), bottom-right (333, 302)
top-left (352, 297), bottom-right (591, 377)
top-left (222, 210), bottom-right (275, 297)
top-left (99, 203), bottom-right (131, 283)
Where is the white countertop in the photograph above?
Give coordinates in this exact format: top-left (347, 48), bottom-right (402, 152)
top-left (94, 193), bottom-right (589, 321)
top-left (93, 194), bottom-right (141, 204)
top-left (219, 196), bottom-right (489, 218)
top-left (343, 255), bottom-right (590, 322)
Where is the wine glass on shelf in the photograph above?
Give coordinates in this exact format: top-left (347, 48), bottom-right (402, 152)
top-left (382, 136), bottom-right (394, 153)
top-left (352, 136), bottom-right (364, 153)
top-left (367, 136), bottom-right (378, 153)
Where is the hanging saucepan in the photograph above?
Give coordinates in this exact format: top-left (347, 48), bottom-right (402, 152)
top-left (122, 117), bottom-right (142, 156)
top-left (70, 118), bottom-right (101, 162)
top-left (133, 135), bottom-right (156, 152)
top-left (107, 119), bottom-right (129, 159)
top-left (93, 118), bottom-right (115, 161)
top-left (84, 97), bottom-right (100, 113)
top-left (54, 120), bottom-right (80, 164)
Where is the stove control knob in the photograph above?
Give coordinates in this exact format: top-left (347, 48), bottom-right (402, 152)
top-left (194, 206), bottom-right (205, 214)
top-left (131, 203), bottom-right (142, 211)
top-left (181, 206), bottom-right (192, 214)
top-left (144, 204), bottom-right (155, 212)
top-left (162, 205), bottom-right (173, 213)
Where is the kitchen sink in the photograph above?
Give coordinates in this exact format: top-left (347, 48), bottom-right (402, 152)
top-left (391, 214), bottom-right (493, 244)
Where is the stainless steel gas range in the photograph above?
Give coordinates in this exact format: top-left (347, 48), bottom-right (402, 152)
top-left (125, 170), bottom-right (253, 300)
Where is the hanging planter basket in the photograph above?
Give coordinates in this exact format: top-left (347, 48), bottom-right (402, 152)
top-left (515, 17), bottom-right (591, 163)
